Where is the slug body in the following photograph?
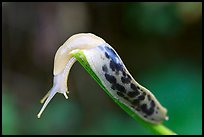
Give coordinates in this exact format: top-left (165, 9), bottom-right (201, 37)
top-left (37, 33), bottom-right (168, 124)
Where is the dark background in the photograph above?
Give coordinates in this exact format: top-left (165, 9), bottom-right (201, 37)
top-left (2, 2), bottom-right (202, 135)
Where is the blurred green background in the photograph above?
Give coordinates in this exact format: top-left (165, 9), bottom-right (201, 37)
top-left (2, 2), bottom-right (202, 135)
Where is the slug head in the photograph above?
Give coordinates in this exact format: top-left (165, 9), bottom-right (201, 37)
top-left (37, 33), bottom-right (106, 118)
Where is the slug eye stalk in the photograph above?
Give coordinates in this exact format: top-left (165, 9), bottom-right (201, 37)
top-left (37, 57), bottom-right (77, 118)
top-left (37, 33), bottom-right (175, 135)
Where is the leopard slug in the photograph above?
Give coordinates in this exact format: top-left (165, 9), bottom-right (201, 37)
top-left (37, 33), bottom-right (168, 124)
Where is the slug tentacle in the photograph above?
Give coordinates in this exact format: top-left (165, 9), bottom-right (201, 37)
top-left (38, 33), bottom-right (168, 124)
top-left (37, 57), bottom-right (77, 118)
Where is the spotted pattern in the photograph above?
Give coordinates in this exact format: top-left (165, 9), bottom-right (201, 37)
top-left (105, 52), bottom-right (110, 59)
top-left (104, 73), bottom-right (116, 84)
top-left (111, 83), bottom-right (126, 93)
top-left (140, 103), bottom-right (154, 115)
top-left (102, 65), bottom-right (108, 73)
top-left (121, 75), bottom-right (131, 84)
top-left (130, 83), bottom-right (137, 91)
top-left (109, 60), bottom-right (123, 73)
top-left (93, 44), bottom-right (166, 123)
top-left (138, 92), bottom-right (146, 101)
top-left (127, 91), bottom-right (139, 98)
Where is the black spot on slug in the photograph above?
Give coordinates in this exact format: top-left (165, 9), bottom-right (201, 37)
top-left (102, 65), bottom-right (108, 73)
top-left (113, 83), bottom-right (126, 93)
top-left (138, 92), bottom-right (146, 101)
top-left (150, 100), bottom-right (155, 108)
top-left (127, 91), bottom-right (139, 98)
top-left (130, 83), bottom-right (137, 91)
top-left (140, 104), bottom-right (154, 116)
top-left (147, 95), bottom-right (151, 101)
top-left (138, 94), bottom-right (145, 101)
top-left (135, 107), bottom-right (141, 111)
top-left (111, 83), bottom-right (126, 94)
top-left (122, 71), bottom-right (126, 77)
top-left (105, 52), bottom-right (110, 59)
top-left (123, 96), bottom-right (129, 101)
top-left (110, 60), bottom-right (116, 71)
top-left (130, 84), bottom-right (141, 96)
top-left (121, 76), bottom-right (131, 84)
top-left (111, 85), bottom-right (116, 90)
top-left (109, 60), bottom-right (123, 72)
top-left (132, 99), bottom-right (139, 106)
top-left (105, 74), bottom-right (116, 84)
top-left (103, 45), bottom-right (124, 73)
top-left (117, 92), bottom-right (124, 97)
top-left (144, 115), bottom-right (147, 118)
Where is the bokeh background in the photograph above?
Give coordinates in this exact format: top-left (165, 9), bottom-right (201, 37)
top-left (2, 2), bottom-right (202, 135)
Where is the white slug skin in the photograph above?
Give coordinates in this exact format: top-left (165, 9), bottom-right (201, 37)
top-left (54, 33), bottom-right (105, 75)
top-left (82, 44), bottom-right (168, 124)
top-left (38, 33), bottom-right (168, 123)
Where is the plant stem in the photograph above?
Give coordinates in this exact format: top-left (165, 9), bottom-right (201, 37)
top-left (72, 50), bottom-right (177, 135)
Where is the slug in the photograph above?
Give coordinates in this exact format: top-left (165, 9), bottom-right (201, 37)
top-left (37, 33), bottom-right (168, 124)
